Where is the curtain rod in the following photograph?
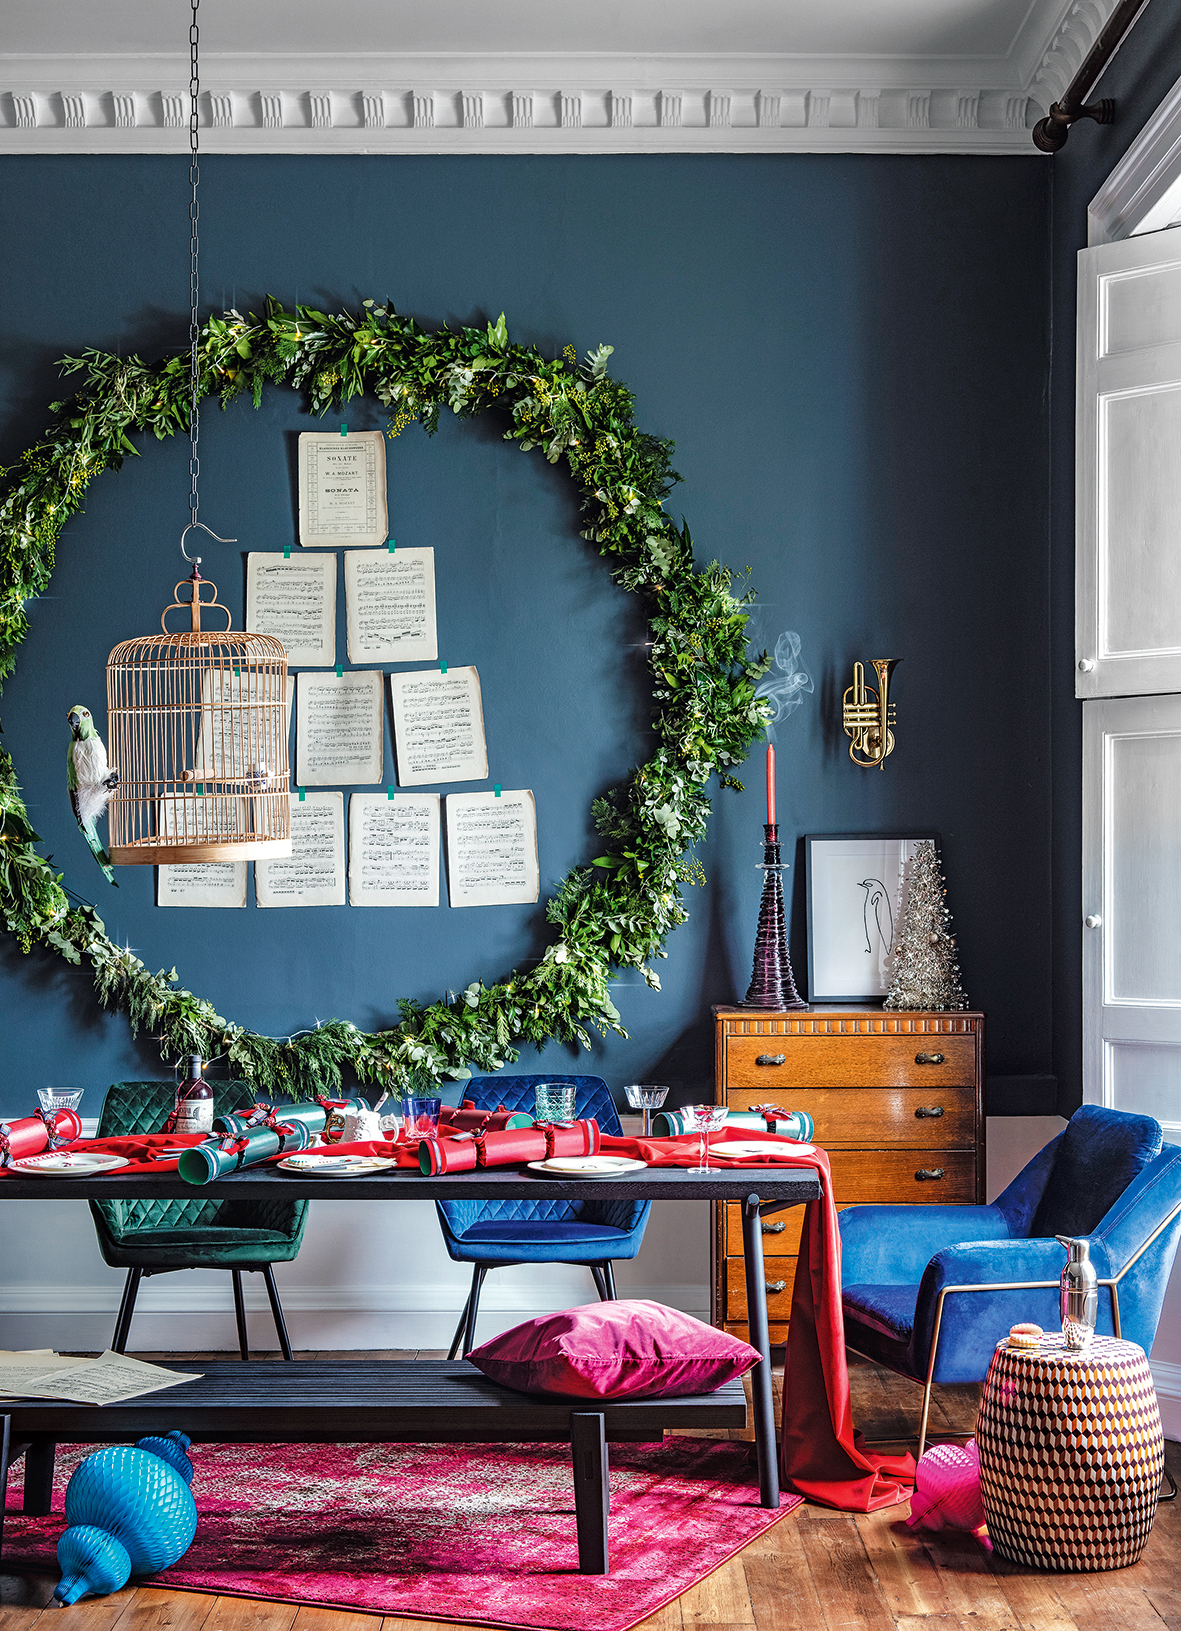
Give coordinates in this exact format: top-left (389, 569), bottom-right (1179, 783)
top-left (1033, 0), bottom-right (1152, 152)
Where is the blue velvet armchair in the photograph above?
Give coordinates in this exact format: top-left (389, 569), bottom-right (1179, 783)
top-left (840, 1105), bottom-right (1181, 1457)
top-left (435, 1074), bottom-right (650, 1357)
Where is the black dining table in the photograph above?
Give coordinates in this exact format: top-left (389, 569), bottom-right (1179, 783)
top-left (0, 1162), bottom-right (822, 1507)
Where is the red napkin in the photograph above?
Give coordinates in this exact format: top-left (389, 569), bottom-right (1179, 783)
top-left (600, 1129), bottom-right (914, 1512)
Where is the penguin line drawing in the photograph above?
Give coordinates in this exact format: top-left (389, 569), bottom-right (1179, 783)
top-left (858, 877), bottom-right (894, 957)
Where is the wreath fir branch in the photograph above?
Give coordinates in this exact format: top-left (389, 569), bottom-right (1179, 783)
top-left (0, 299), bottom-right (771, 1100)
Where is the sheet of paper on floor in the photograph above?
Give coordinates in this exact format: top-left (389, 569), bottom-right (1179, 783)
top-left (345, 546), bottom-right (437, 664)
top-left (445, 789), bottom-right (539, 907)
top-left (297, 669), bottom-right (383, 785)
top-left (348, 792), bottom-right (440, 906)
top-left (256, 790), bottom-right (345, 907)
top-left (389, 665), bottom-right (488, 786)
top-left (246, 551), bottom-right (336, 666)
top-left (298, 429), bottom-right (387, 549)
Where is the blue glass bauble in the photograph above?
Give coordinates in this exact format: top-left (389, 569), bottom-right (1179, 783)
top-left (62, 1444), bottom-right (197, 1577)
top-left (56, 1525), bottom-right (132, 1605)
top-left (135, 1432), bottom-right (194, 1485)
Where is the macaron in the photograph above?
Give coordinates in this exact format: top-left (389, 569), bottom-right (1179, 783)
top-left (1007, 1322), bottom-right (1043, 1349)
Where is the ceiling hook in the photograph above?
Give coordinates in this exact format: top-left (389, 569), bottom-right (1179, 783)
top-left (180, 521), bottom-right (238, 563)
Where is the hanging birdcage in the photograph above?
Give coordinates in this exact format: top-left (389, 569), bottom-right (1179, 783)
top-left (105, 566), bottom-right (291, 865)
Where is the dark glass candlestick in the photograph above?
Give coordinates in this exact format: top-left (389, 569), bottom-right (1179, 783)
top-left (743, 823), bottom-right (806, 1009)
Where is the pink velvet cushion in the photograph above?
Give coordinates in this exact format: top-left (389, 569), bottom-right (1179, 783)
top-left (466, 1298), bottom-right (761, 1400)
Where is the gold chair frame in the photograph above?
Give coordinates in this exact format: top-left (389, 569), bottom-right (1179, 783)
top-left (849, 1200), bottom-right (1181, 1462)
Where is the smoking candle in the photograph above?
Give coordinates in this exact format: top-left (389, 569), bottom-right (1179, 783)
top-left (766, 743), bottom-right (775, 826)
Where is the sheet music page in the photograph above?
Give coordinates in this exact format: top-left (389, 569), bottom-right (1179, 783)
top-left (297, 670), bottom-right (384, 786)
top-left (445, 790), bottom-right (539, 908)
top-left (256, 791), bottom-right (345, 907)
top-left (195, 668), bottom-right (287, 783)
top-left (298, 430), bottom-right (388, 549)
top-left (348, 792), bottom-right (440, 906)
top-left (0, 1350), bottom-right (201, 1406)
top-left (157, 859), bottom-right (247, 908)
top-left (389, 666), bottom-right (488, 786)
top-left (155, 796), bottom-right (249, 907)
top-left (246, 552), bottom-right (336, 666)
top-left (345, 547), bottom-right (437, 663)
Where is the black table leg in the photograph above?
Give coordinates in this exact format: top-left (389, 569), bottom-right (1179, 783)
top-left (742, 1194), bottom-right (781, 1509)
top-left (0, 1416), bottom-right (10, 1563)
top-left (22, 1438), bottom-right (55, 1516)
top-left (571, 1412), bottom-right (609, 1574)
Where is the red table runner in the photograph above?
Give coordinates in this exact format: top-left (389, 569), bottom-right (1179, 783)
top-left (600, 1130), bottom-right (915, 1511)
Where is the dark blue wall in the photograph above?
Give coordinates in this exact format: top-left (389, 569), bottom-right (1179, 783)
top-left (1047, 3), bottom-right (1181, 1117)
top-left (0, 153), bottom-right (1051, 1115)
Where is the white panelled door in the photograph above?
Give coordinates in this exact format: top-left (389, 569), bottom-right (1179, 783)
top-left (1077, 231), bottom-right (1181, 699)
top-left (1083, 695), bottom-right (1181, 1134)
top-left (1079, 230), bottom-right (1181, 1137)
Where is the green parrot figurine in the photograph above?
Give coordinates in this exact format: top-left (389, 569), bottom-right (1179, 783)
top-left (66, 705), bottom-right (119, 886)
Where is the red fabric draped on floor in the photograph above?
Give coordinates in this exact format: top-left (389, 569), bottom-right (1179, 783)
top-left (601, 1130), bottom-right (915, 1511)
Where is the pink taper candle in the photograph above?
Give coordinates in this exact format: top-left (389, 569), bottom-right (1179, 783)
top-left (766, 743), bottom-right (775, 825)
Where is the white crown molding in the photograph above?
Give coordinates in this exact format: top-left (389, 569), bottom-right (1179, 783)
top-left (0, 1), bottom-right (1131, 156)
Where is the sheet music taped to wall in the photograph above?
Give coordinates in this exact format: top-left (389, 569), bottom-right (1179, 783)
top-left (298, 430), bottom-right (388, 549)
top-left (389, 666), bottom-right (488, 786)
top-left (345, 547), bottom-right (437, 664)
top-left (348, 792), bottom-right (440, 906)
top-left (297, 670), bottom-right (383, 786)
top-left (246, 552), bottom-right (336, 666)
top-left (194, 667), bottom-right (285, 783)
top-left (445, 790), bottom-right (539, 908)
top-left (156, 796), bottom-right (249, 907)
top-left (256, 792), bottom-right (345, 907)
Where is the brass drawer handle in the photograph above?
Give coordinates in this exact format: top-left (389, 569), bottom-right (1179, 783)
top-left (915, 1167), bottom-right (946, 1181)
top-left (762, 1220), bottom-right (786, 1235)
top-left (764, 1280), bottom-right (788, 1294)
top-left (915, 1105), bottom-right (945, 1118)
top-left (914, 1052), bottom-right (945, 1065)
top-left (755, 1053), bottom-right (786, 1066)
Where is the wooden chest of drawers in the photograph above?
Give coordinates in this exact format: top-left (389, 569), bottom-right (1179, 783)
top-left (712, 1007), bottom-right (985, 1346)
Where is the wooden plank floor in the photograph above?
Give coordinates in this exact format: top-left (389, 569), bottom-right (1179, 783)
top-left (3, 1352), bottom-right (1178, 1631)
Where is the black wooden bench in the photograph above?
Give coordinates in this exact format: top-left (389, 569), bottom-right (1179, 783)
top-left (0, 1359), bottom-right (753, 1577)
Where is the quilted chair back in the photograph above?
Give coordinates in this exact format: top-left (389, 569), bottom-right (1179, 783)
top-left (90, 1080), bottom-right (307, 1240)
top-left (436, 1074), bottom-right (648, 1239)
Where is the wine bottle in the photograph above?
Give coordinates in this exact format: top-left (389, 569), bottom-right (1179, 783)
top-left (170, 1056), bottom-right (214, 1136)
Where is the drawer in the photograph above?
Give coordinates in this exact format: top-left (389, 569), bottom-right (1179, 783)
top-left (726, 1321), bottom-right (791, 1348)
top-left (726, 1256), bottom-right (797, 1321)
top-left (726, 1034), bottom-right (976, 1091)
top-left (727, 1086), bottom-right (977, 1148)
top-left (828, 1148), bottom-right (976, 1206)
top-left (724, 1202), bottom-right (807, 1255)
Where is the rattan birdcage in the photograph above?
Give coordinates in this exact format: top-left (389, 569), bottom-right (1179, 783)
top-left (105, 568), bottom-right (292, 866)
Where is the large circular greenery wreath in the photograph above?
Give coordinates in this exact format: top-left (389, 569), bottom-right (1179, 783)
top-left (0, 299), bottom-right (771, 1100)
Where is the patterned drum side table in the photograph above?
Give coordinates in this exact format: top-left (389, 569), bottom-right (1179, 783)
top-left (976, 1332), bottom-right (1165, 1571)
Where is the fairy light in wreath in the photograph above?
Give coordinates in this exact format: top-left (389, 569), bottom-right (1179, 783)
top-left (102, 0), bottom-right (292, 867)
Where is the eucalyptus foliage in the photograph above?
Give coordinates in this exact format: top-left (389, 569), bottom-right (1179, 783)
top-left (0, 299), bottom-right (770, 1099)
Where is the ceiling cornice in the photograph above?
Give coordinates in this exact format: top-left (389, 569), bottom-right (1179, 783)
top-left (0, 2), bottom-right (1123, 156)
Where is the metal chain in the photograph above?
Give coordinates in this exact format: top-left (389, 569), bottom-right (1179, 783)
top-left (188, 0), bottom-right (201, 537)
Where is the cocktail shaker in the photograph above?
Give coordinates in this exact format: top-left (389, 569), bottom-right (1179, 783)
top-left (1055, 1234), bottom-right (1098, 1351)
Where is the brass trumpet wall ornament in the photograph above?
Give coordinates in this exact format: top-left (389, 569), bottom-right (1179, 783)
top-left (842, 658), bottom-right (900, 769)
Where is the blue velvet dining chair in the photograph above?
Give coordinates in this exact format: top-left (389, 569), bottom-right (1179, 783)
top-left (839, 1105), bottom-right (1181, 1457)
top-left (434, 1074), bottom-right (651, 1357)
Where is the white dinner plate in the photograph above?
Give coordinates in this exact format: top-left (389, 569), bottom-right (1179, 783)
top-left (277, 1153), bottom-right (402, 1177)
top-left (526, 1156), bottom-right (648, 1179)
top-left (8, 1152), bottom-right (130, 1177)
top-left (710, 1141), bottom-right (815, 1160)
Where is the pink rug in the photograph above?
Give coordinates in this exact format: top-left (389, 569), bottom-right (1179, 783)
top-left (3, 1437), bottom-right (800, 1631)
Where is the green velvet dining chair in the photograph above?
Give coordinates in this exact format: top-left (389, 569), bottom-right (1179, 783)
top-left (88, 1080), bottom-right (308, 1360)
